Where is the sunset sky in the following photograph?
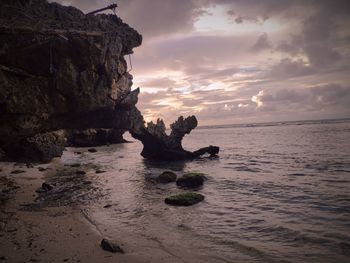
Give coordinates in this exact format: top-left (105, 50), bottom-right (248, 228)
top-left (51, 0), bottom-right (350, 126)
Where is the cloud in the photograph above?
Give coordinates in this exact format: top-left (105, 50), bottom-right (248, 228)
top-left (250, 33), bottom-right (271, 52)
top-left (48, 0), bottom-right (350, 124)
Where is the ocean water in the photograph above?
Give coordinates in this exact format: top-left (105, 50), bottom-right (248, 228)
top-left (59, 119), bottom-right (350, 262)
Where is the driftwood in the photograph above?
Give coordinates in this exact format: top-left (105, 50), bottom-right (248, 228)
top-left (130, 116), bottom-right (219, 161)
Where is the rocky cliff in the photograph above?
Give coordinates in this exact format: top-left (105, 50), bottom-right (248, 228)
top-left (0, 0), bottom-right (143, 162)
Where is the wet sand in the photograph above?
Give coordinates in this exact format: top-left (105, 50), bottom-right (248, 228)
top-left (0, 160), bottom-right (189, 263)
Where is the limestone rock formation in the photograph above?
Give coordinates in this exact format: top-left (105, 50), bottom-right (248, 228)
top-left (130, 116), bottom-right (219, 161)
top-left (65, 128), bottom-right (126, 147)
top-left (0, 0), bottom-right (142, 161)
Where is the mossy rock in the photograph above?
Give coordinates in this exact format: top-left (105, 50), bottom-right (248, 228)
top-left (165, 192), bottom-right (204, 206)
top-left (176, 172), bottom-right (207, 188)
top-left (157, 171), bottom-right (177, 183)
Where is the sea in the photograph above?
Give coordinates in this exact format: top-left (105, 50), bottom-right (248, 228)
top-left (59, 118), bottom-right (350, 262)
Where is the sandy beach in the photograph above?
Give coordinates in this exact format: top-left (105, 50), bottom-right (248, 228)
top-left (0, 160), bottom-right (190, 263)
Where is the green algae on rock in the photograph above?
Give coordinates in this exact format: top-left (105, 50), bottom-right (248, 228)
top-left (164, 192), bottom-right (204, 206)
top-left (176, 172), bottom-right (207, 188)
top-left (157, 171), bottom-right (177, 183)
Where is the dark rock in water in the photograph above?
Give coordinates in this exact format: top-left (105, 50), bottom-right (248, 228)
top-left (88, 148), bottom-right (97, 153)
top-left (76, 170), bottom-right (86, 175)
top-left (176, 172), bottom-right (207, 188)
top-left (4, 131), bottom-right (66, 163)
top-left (38, 167), bottom-right (47, 172)
top-left (130, 116), bottom-right (219, 161)
top-left (65, 128), bottom-right (126, 147)
top-left (11, 170), bottom-right (25, 174)
top-left (157, 171), bottom-right (177, 183)
top-left (0, 0), bottom-right (142, 163)
top-left (165, 192), bottom-right (204, 206)
top-left (101, 238), bottom-right (124, 253)
top-left (70, 163), bottom-right (81, 168)
top-left (103, 204), bottom-right (112, 208)
top-left (96, 170), bottom-right (106, 174)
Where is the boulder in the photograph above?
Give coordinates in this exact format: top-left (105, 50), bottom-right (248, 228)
top-left (157, 171), bottom-right (177, 183)
top-left (3, 131), bottom-right (66, 163)
top-left (176, 172), bottom-right (207, 188)
top-left (165, 192), bottom-right (204, 206)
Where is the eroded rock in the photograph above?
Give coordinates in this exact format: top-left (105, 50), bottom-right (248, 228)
top-left (0, 0), bottom-right (142, 162)
top-left (130, 116), bottom-right (219, 161)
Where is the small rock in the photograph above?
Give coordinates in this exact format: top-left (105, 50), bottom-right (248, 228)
top-left (103, 204), bottom-right (112, 208)
top-left (100, 238), bottom-right (124, 253)
top-left (38, 167), bottom-right (46, 172)
top-left (36, 182), bottom-right (53, 193)
top-left (76, 170), bottom-right (86, 175)
top-left (176, 172), bottom-right (206, 188)
top-left (157, 171), bottom-right (177, 183)
top-left (26, 163), bottom-right (34, 168)
top-left (10, 170), bottom-right (25, 174)
top-left (165, 192), bottom-right (204, 206)
top-left (95, 170), bottom-right (106, 174)
top-left (74, 152), bottom-right (82, 155)
top-left (70, 163), bottom-right (81, 168)
top-left (83, 181), bottom-right (92, 185)
top-left (88, 148), bottom-right (97, 153)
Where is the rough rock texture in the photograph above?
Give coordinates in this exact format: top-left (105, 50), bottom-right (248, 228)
top-left (130, 116), bottom-right (220, 161)
top-left (65, 128), bottom-right (126, 147)
top-left (0, 0), bottom-right (142, 161)
top-left (3, 130), bottom-right (66, 163)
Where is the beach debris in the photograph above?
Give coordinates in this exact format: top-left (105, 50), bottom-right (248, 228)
top-left (165, 192), bottom-right (204, 206)
top-left (88, 148), bottom-right (98, 153)
top-left (157, 171), bottom-right (177, 183)
top-left (130, 116), bottom-right (219, 161)
top-left (176, 172), bottom-right (207, 188)
top-left (101, 238), bottom-right (124, 253)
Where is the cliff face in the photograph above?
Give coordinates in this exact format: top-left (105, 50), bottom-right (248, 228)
top-left (0, 0), bottom-right (143, 161)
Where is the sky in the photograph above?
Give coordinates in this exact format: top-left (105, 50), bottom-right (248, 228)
top-left (51, 0), bottom-right (350, 126)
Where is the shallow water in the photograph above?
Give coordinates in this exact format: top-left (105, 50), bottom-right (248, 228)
top-left (59, 119), bottom-right (350, 262)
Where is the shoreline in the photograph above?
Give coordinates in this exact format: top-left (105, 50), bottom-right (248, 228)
top-left (0, 159), bottom-right (189, 263)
